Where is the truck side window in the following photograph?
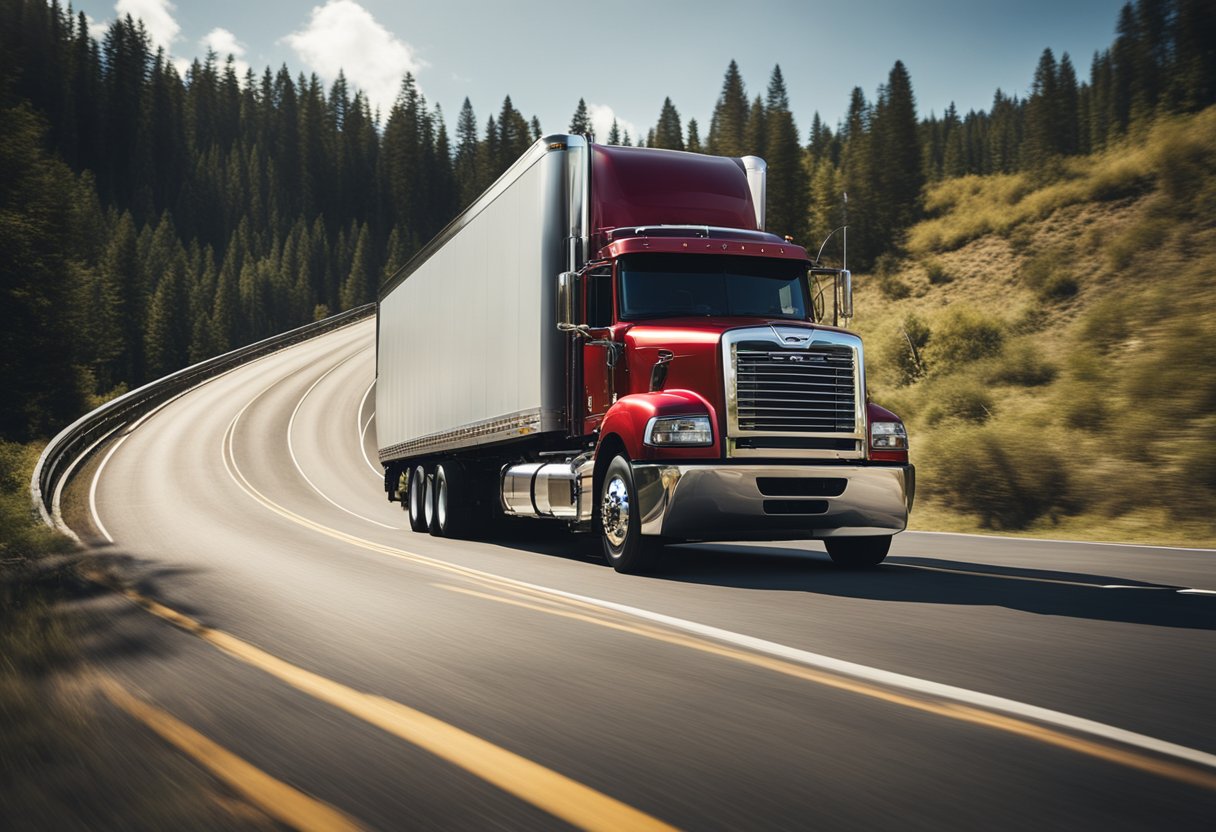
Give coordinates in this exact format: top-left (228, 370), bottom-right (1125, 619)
top-left (586, 271), bottom-right (614, 328)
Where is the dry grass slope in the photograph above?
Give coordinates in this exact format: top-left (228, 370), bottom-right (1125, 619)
top-left (853, 107), bottom-right (1216, 547)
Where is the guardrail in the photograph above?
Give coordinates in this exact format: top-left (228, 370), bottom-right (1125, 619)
top-left (31, 303), bottom-right (377, 537)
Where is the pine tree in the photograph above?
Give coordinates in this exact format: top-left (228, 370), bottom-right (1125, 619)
top-left (382, 225), bottom-right (410, 282)
top-left (144, 257), bottom-right (190, 378)
top-left (837, 87), bottom-right (875, 266)
top-left (0, 101), bottom-right (88, 436)
top-left (606, 119), bottom-right (621, 145)
top-left (497, 95), bottom-right (532, 172)
top-left (1024, 48), bottom-right (1061, 168)
top-left (876, 60), bottom-right (922, 241)
top-left (652, 97), bottom-right (684, 150)
top-left (454, 97), bottom-right (481, 208)
top-left (707, 60), bottom-right (748, 157)
top-left (99, 211), bottom-right (148, 386)
top-left (762, 66), bottom-right (808, 241)
top-left (569, 98), bottom-right (591, 134)
top-left (340, 223), bottom-right (374, 308)
top-left (1058, 53), bottom-right (1081, 155)
top-left (686, 118), bottom-right (702, 153)
top-left (1170, 0), bottom-right (1216, 112)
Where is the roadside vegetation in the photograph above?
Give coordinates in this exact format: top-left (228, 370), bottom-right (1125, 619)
top-left (855, 108), bottom-right (1216, 546)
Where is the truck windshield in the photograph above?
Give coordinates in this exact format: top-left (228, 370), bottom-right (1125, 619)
top-left (618, 254), bottom-right (808, 321)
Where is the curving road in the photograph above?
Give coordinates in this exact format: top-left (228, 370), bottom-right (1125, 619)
top-left (78, 318), bottom-right (1216, 829)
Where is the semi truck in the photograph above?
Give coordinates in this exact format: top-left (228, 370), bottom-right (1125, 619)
top-left (375, 134), bottom-right (913, 572)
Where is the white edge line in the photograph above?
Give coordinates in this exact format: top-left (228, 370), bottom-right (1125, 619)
top-left (906, 530), bottom-right (1216, 554)
top-left (503, 581), bottom-right (1216, 772)
top-left (51, 424), bottom-right (124, 544)
top-left (1178, 589), bottom-right (1216, 596)
top-left (356, 378), bottom-right (380, 478)
top-left (360, 411), bottom-right (380, 479)
top-left (355, 372), bottom-right (381, 479)
top-left (286, 353), bottom-right (399, 530)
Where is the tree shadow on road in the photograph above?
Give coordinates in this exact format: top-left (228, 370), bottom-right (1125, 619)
top-left (649, 543), bottom-right (1216, 631)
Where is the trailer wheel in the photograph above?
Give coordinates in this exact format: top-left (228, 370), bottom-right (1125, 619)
top-left (600, 455), bottom-right (661, 574)
top-left (431, 463), bottom-right (472, 539)
top-left (407, 465), bottom-right (429, 533)
top-left (824, 535), bottom-right (891, 568)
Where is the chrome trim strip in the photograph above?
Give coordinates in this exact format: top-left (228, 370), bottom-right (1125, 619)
top-left (378, 408), bottom-right (561, 461)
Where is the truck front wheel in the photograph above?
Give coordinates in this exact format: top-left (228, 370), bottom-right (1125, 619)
top-left (600, 455), bottom-right (661, 574)
top-left (824, 535), bottom-right (891, 568)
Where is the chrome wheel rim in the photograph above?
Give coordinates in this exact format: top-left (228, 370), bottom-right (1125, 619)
top-left (602, 475), bottom-right (630, 548)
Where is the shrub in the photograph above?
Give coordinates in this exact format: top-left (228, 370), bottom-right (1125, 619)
top-left (872, 254), bottom-right (911, 299)
top-left (927, 424), bottom-right (1073, 529)
top-left (1078, 295), bottom-right (1130, 352)
top-left (0, 442), bottom-right (69, 559)
top-left (922, 378), bottom-right (994, 426)
top-left (923, 259), bottom-right (953, 285)
top-left (1018, 254), bottom-right (1078, 302)
top-left (876, 272), bottom-right (911, 300)
top-left (1058, 383), bottom-right (1109, 430)
top-left (986, 341), bottom-right (1058, 386)
top-left (1105, 215), bottom-right (1173, 270)
top-left (881, 314), bottom-right (930, 385)
top-left (924, 306), bottom-right (1004, 371)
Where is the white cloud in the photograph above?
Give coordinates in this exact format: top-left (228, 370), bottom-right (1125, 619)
top-left (85, 13), bottom-right (110, 41)
top-left (202, 27), bottom-right (250, 78)
top-left (115, 0), bottom-right (180, 53)
top-left (589, 103), bottom-right (638, 144)
top-left (282, 1), bottom-right (423, 117)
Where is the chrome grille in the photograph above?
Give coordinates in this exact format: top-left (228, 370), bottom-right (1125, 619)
top-left (735, 346), bottom-right (856, 433)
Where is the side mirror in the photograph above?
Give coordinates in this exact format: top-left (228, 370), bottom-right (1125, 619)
top-left (557, 271), bottom-right (577, 329)
top-left (838, 269), bottom-right (853, 323)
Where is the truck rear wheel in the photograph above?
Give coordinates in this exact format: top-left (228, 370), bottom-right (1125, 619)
top-left (600, 455), bottom-right (661, 574)
top-left (430, 462), bottom-right (472, 539)
top-left (824, 535), bottom-right (891, 568)
top-left (407, 465), bottom-right (429, 533)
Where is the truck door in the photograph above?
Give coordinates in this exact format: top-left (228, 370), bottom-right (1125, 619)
top-left (582, 268), bottom-right (615, 432)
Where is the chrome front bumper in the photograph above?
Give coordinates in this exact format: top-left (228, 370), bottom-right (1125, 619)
top-left (631, 463), bottom-right (914, 540)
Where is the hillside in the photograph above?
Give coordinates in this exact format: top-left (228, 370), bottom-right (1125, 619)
top-left (851, 107), bottom-right (1216, 548)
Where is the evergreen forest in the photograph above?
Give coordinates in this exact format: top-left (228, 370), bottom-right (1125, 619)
top-left (1, 0), bottom-right (1213, 444)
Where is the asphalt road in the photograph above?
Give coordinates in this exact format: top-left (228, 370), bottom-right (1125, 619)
top-left (77, 318), bottom-right (1216, 830)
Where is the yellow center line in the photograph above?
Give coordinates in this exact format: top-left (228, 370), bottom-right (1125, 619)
top-left (120, 589), bottom-right (677, 832)
top-left (98, 676), bottom-right (364, 832)
top-left (434, 583), bottom-right (1216, 793)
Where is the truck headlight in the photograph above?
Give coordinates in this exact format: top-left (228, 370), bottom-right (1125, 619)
top-left (645, 415), bottom-right (713, 446)
top-left (870, 421), bottom-right (908, 450)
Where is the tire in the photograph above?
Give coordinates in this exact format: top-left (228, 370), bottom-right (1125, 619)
top-left (431, 462), bottom-right (472, 539)
top-left (407, 465), bottom-right (429, 533)
top-left (599, 455), bottom-right (661, 574)
top-left (824, 535), bottom-right (891, 568)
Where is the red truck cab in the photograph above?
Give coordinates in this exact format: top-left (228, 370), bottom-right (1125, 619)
top-left (560, 144), bottom-right (913, 571)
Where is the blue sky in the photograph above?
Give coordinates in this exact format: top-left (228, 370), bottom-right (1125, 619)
top-left (74, 0), bottom-right (1127, 141)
